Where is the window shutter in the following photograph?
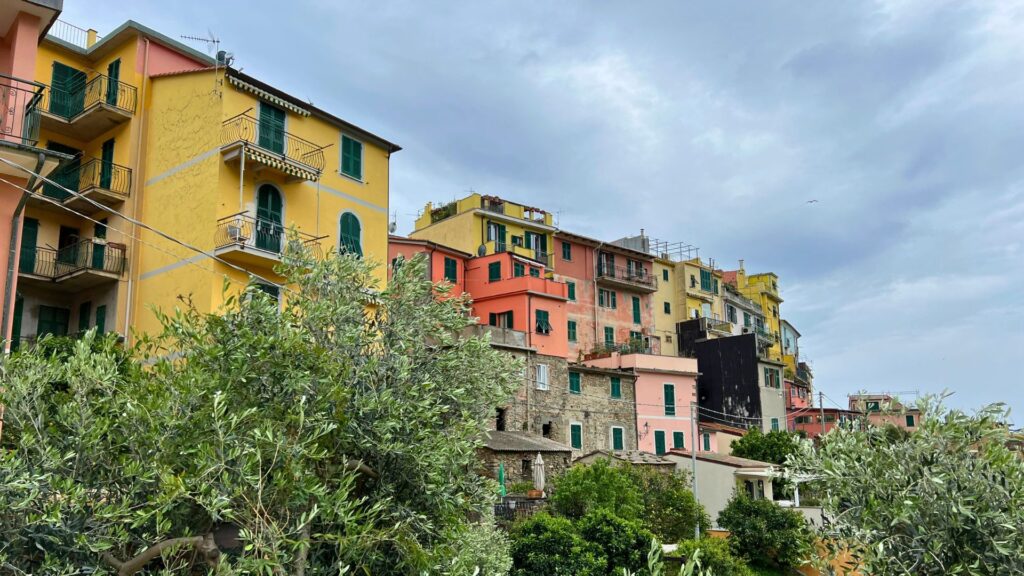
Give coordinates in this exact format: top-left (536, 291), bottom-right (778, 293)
top-left (567, 281), bottom-right (576, 301)
top-left (78, 301), bottom-right (91, 332)
top-left (654, 431), bottom-right (666, 455)
top-left (604, 326), bottom-right (614, 346)
top-left (95, 305), bottom-right (106, 333)
top-left (488, 261), bottom-right (501, 281)
top-left (610, 377), bottom-right (621, 399)
top-left (703, 433), bottom-right (711, 451)
top-left (444, 257), bottom-right (457, 282)
top-left (569, 372), bottom-right (581, 394)
top-left (632, 296), bottom-right (641, 324)
top-left (514, 262), bottom-right (524, 277)
top-left (568, 320), bottom-right (577, 342)
top-left (571, 424), bottom-right (582, 449)
top-left (662, 269), bottom-right (669, 281)
top-left (673, 431), bottom-right (684, 449)
top-left (339, 213), bottom-right (362, 256)
top-left (341, 136), bottom-right (363, 179)
top-left (611, 291), bottom-right (617, 309)
top-left (612, 427), bottom-right (624, 451)
top-left (664, 384), bottom-right (676, 416)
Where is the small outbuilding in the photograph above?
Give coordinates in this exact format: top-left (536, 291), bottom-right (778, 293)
top-left (479, 431), bottom-right (572, 485)
top-left (664, 450), bottom-right (778, 528)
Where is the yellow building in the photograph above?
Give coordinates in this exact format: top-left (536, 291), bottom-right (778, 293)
top-left (723, 264), bottom-right (783, 362)
top-left (11, 19), bottom-right (399, 345)
top-left (410, 193), bottom-right (555, 269)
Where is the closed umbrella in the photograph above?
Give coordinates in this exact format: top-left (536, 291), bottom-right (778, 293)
top-left (497, 462), bottom-right (506, 497)
top-left (533, 452), bottom-right (546, 495)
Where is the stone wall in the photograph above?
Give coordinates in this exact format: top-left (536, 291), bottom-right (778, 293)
top-left (478, 448), bottom-right (572, 486)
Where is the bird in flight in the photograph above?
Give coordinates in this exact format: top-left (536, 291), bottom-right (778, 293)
top-left (806, 199), bottom-right (819, 204)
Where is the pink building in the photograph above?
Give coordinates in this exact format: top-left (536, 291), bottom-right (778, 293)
top-left (585, 352), bottom-right (698, 454)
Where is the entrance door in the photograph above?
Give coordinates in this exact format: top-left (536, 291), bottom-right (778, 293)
top-left (45, 142), bottom-right (81, 200)
top-left (255, 185), bottom-right (283, 252)
top-left (99, 139), bottom-right (115, 189)
top-left (19, 218), bottom-right (38, 274)
top-left (654, 430), bottom-right (666, 455)
top-left (50, 62), bottom-right (86, 118)
top-left (258, 102), bottom-right (285, 154)
top-left (57, 226), bottom-right (80, 267)
top-left (105, 59), bottom-right (121, 106)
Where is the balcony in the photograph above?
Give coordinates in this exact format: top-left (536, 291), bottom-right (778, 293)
top-left (696, 315), bottom-right (732, 335)
top-left (220, 112), bottom-right (326, 181)
top-left (37, 157), bottom-right (131, 211)
top-left (39, 74), bottom-right (137, 141)
top-left (596, 263), bottom-right (658, 293)
top-left (491, 241), bottom-right (553, 269)
top-left (584, 340), bottom-right (651, 361)
top-left (0, 73), bottom-right (44, 148)
top-left (18, 239), bottom-right (126, 291)
top-left (752, 325), bottom-right (777, 345)
top-left (214, 213), bottom-right (325, 267)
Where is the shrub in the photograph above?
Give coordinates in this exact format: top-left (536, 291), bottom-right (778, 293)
top-left (718, 495), bottom-right (813, 569)
top-left (625, 465), bottom-right (711, 542)
top-left (550, 458), bottom-right (643, 520)
top-left (673, 538), bottom-right (753, 576)
top-left (508, 480), bottom-right (534, 494)
top-left (509, 513), bottom-right (605, 576)
top-left (577, 509), bottom-right (654, 574)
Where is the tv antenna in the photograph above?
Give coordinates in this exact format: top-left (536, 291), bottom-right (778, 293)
top-left (181, 31), bottom-right (227, 96)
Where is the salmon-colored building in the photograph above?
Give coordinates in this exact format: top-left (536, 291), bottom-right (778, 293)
top-left (387, 235), bottom-right (471, 295)
top-left (585, 352), bottom-right (698, 454)
top-left (554, 230), bottom-right (658, 360)
top-left (792, 407), bottom-right (860, 439)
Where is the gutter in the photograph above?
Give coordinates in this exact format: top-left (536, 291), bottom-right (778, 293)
top-left (2, 153), bottom-right (46, 350)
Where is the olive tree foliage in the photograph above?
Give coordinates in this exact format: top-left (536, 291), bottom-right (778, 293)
top-left (788, 396), bottom-right (1024, 575)
top-left (0, 249), bottom-right (518, 575)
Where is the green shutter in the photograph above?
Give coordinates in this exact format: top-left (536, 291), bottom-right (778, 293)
top-left (664, 302), bottom-right (671, 314)
top-left (611, 291), bottom-right (617, 309)
top-left (662, 268), bottom-right (669, 281)
top-left (570, 424), bottom-right (582, 449)
top-left (562, 241), bottom-right (572, 260)
top-left (37, 305), bottom-right (70, 337)
top-left (95, 305), bottom-right (106, 333)
top-left (905, 415), bottom-right (915, 427)
top-left (632, 296), bottom-right (641, 324)
top-left (703, 433), bottom-right (711, 451)
top-left (341, 136), bottom-right (363, 180)
top-left (673, 431), bottom-right (684, 449)
top-left (567, 281), bottom-right (576, 301)
top-left (664, 384), bottom-right (676, 416)
top-left (339, 212), bottom-right (362, 257)
top-left (610, 377), bottom-right (621, 399)
top-left (100, 138), bottom-right (115, 189)
top-left (567, 320), bottom-right (577, 342)
top-left (444, 257), bottom-right (458, 282)
top-left (654, 431), bottom-right (666, 455)
top-left (258, 102), bottom-right (285, 154)
top-left (105, 58), bottom-right (121, 105)
top-left (612, 427), bottom-right (624, 451)
top-left (19, 217), bottom-right (38, 273)
top-left (569, 372), bottom-right (581, 394)
top-left (536, 310), bottom-right (550, 334)
top-left (513, 262), bottom-right (524, 277)
top-left (256, 185), bottom-right (283, 252)
top-left (488, 261), bottom-right (501, 281)
top-left (50, 62), bottom-right (86, 118)
top-left (771, 418), bottom-right (779, 431)
top-left (700, 269), bottom-right (712, 291)
top-left (604, 326), bottom-right (614, 346)
top-left (78, 301), bottom-right (91, 332)
top-left (10, 296), bottom-right (23, 350)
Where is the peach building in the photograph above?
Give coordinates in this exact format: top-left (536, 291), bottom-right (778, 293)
top-left (585, 352), bottom-right (699, 454)
top-left (387, 235), bottom-right (471, 295)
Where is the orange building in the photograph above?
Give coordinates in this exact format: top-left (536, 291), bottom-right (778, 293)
top-left (387, 235), bottom-right (471, 295)
top-left (554, 230), bottom-right (658, 361)
top-left (792, 408), bottom-right (859, 439)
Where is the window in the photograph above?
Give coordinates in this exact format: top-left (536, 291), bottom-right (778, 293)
top-left (712, 278), bottom-right (719, 294)
top-left (488, 261), bottom-right (501, 281)
top-left (567, 281), bottom-right (576, 301)
top-left (673, 431), bottom-right (684, 449)
top-left (764, 367), bottom-right (780, 389)
top-left (727, 305), bottom-right (737, 323)
top-left (598, 288), bottom-right (617, 309)
top-left (443, 257), bottom-right (458, 283)
top-left (341, 135), bottom-right (363, 179)
top-left (662, 268), bottom-right (669, 281)
top-left (569, 372), bottom-right (581, 394)
top-left (535, 309), bottom-right (552, 335)
top-left (567, 320), bottom-right (577, 342)
top-left (905, 414), bottom-right (915, 427)
top-left (339, 212), bottom-right (362, 256)
top-left (702, 432), bottom-right (711, 451)
top-left (529, 267), bottom-right (540, 278)
top-left (866, 401), bottom-right (881, 412)
top-left (629, 330), bottom-right (642, 344)
top-left (520, 458), bottom-right (530, 476)
top-left (771, 418), bottom-right (779, 431)
top-left (611, 426), bottom-right (624, 451)
top-left (258, 102), bottom-right (286, 154)
top-left (654, 430), bottom-right (666, 455)
top-left (511, 235), bottom-right (522, 247)
top-left (513, 261), bottom-right (525, 277)
top-left (95, 305), bottom-right (106, 333)
top-left (496, 408), bottom-right (507, 432)
top-left (795, 416), bottom-right (811, 424)
top-left (631, 296), bottom-right (641, 324)
top-left (824, 415), bottom-right (836, 423)
top-left (664, 383), bottom-right (676, 416)
top-left (254, 283), bottom-right (281, 306)
top-left (700, 269), bottom-right (712, 291)
top-left (561, 241), bottom-right (572, 261)
top-left (570, 423), bottom-right (583, 449)
top-left (604, 326), bottom-right (615, 346)
top-left (610, 377), bottom-right (621, 399)
top-left (488, 311), bottom-right (513, 328)
top-left (535, 364), bottom-right (549, 390)
top-left (78, 301), bottom-right (91, 332)
top-left (743, 312), bottom-right (751, 327)
top-left (37, 305), bottom-right (70, 337)
top-left (664, 302), bottom-right (671, 314)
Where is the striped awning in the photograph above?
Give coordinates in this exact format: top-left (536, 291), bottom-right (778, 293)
top-left (244, 147), bottom-right (318, 180)
top-left (228, 76), bottom-right (310, 116)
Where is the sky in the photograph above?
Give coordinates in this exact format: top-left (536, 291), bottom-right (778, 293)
top-left (65, 1), bottom-right (1024, 420)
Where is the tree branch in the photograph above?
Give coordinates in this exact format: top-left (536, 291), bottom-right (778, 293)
top-left (344, 458), bottom-right (379, 479)
top-left (102, 534), bottom-right (219, 576)
top-left (294, 523), bottom-right (312, 576)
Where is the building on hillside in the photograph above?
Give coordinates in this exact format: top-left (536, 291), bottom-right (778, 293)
top-left (411, 193), bottom-right (555, 270)
top-left (697, 421), bottom-right (746, 454)
top-left (791, 407), bottom-right (860, 439)
top-left (721, 262), bottom-right (784, 362)
top-left (692, 333), bottom-right (787, 433)
top-left (7, 16), bottom-right (400, 345)
top-left (0, 1), bottom-right (73, 355)
top-left (387, 235), bottom-right (471, 294)
top-left (554, 230), bottom-right (658, 360)
top-left (479, 431), bottom-right (572, 486)
top-left (849, 393), bottom-right (922, 431)
top-left (583, 352), bottom-right (699, 455)
top-left (575, 449), bottom-right (676, 474)
top-left (663, 450), bottom-right (778, 528)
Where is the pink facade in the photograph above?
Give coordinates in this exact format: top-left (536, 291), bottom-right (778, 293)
top-left (791, 408), bottom-right (858, 439)
top-left (785, 380), bottom-right (811, 410)
top-left (388, 236), bottom-right (470, 295)
top-left (585, 353), bottom-right (698, 454)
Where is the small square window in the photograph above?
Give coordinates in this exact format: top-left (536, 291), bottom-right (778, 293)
top-left (663, 302), bottom-right (671, 314)
top-left (513, 262), bottom-right (525, 277)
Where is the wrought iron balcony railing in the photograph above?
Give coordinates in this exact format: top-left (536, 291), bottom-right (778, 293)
top-left (597, 263), bottom-right (658, 290)
top-left (19, 239), bottom-right (126, 279)
top-left (0, 73), bottom-right (44, 146)
top-left (41, 73), bottom-right (137, 119)
top-left (43, 157), bottom-right (131, 201)
top-left (214, 213), bottom-right (325, 259)
top-left (220, 112), bottom-right (326, 173)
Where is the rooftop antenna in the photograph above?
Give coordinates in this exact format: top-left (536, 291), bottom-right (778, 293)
top-left (181, 30), bottom-right (226, 95)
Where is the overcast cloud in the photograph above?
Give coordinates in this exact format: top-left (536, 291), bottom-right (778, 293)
top-left (68, 1), bottom-right (1024, 419)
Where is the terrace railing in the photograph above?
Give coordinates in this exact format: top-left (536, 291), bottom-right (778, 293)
top-left (0, 73), bottom-right (44, 146)
top-left (215, 213), bottom-right (325, 259)
top-left (42, 73), bottom-right (137, 120)
top-left (19, 239), bottom-right (126, 279)
top-left (220, 112), bottom-right (326, 173)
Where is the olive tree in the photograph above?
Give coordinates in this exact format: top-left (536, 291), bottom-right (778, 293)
top-left (789, 396), bottom-right (1024, 575)
top-left (0, 248), bottom-right (518, 574)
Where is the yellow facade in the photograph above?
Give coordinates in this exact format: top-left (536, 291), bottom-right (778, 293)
top-left (13, 20), bottom-right (398, 345)
top-left (652, 258), bottom-right (682, 355)
top-left (410, 193), bottom-right (556, 268)
top-left (737, 272), bottom-right (783, 361)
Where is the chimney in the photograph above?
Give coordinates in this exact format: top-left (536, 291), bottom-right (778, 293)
top-left (738, 259), bottom-right (745, 271)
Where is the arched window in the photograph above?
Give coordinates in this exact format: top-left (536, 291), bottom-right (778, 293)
top-left (339, 212), bottom-right (362, 257)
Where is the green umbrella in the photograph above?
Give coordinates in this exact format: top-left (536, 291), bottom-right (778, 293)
top-left (498, 463), bottom-right (506, 497)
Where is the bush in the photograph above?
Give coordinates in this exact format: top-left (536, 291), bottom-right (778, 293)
top-left (626, 465), bottom-right (711, 542)
top-left (550, 458), bottom-right (643, 520)
top-left (577, 509), bottom-right (654, 575)
top-left (508, 480), bottom-right (534, 494)
top-left (509, 513), bottom-right (605, 576)
top-left (718, 495), bottom-right (813, 569)
top-left (673, 538), bottom-right (753, 576)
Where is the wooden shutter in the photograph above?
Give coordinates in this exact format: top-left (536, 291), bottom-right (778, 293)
top-left (612, 427), bottom-right (624, 451)
top-left (339, 213), bottom-right (362, 257)
top-left (258, 102), bottom-right (285, 154)
top-left (342, 136), bottom-right (363, 179)
top-left (654, 431), bottom-right (666, 455)
top-left (664, 384), bottom-right (676, 416)
top-left (488, 261), bottom-right (501, 281)
top-left (569, 372), bottom-right (581, 394)
top-left (567, 281), bottom-right (576, 300)
top-left (673, 431), bottom-right (684, 449)
top-left (571, 424), bottom-right (582, 449)
top-left (632, 296), bottom-right (641, 324)
top-left (78, 301), bottom-right (91, 332)
top-left (610, 377), bottom-right (621, 399)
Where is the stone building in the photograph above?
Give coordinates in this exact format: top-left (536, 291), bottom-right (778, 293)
top-left (478, 431), bottom-right (572, 486)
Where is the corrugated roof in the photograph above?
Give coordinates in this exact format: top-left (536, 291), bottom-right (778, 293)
top-left (483, 431), bottom-right (572, 453)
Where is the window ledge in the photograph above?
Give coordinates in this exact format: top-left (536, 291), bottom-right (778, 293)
top-left (338, 171), bottom-right (365, 184)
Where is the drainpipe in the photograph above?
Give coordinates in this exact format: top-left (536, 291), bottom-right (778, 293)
top-left (2, 152), bottom-right (46, 350)
top-left (123, 38), bottom-right (151, 339)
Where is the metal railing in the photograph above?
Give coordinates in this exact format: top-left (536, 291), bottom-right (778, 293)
top-left (215, 213), bottom-right (325, 259)
top-left (19, 239), bottom-right (126, 279)
top-left (47, 20), bottom-right (99, 49)
top-left (43, 157), bottom-right (132, 201)
top-left (697, 315), bottom-right (732, 332)
top-left (481, 199), bottom-right (505, 214)
top-left (589, 340), bottom-right (651, 356)
top-left (41, 73), bottom-right (137, 119)
top-left (221, 112), bottom-right (326, 172)
top-left (430, 201), bottom-right (457, 222)
top-left (753, 325), bottom-right (777, 341)
top-left (0, 73), bottom-right (44, 146)
top-left (596, 263), bottom-right (658, 289)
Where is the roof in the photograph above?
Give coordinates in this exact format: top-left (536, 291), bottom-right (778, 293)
top-left (568, 362), bottom-right (637, 379)
top-left (555, 230), bottom-right (654, 261)
top-left (720, 270), bottom-right (738, 284)
top-left (389, 235), bottom-right (473, 258)
top-left (699, 422), bottom-right (747, 436)
top-left (483, 431), bottom-right (572, 453)
top-left (780, 319), bottom-right (801, 337)
top-left (577, 450), bottom-right (676, 466)
top-left (667, 450), bottom-right (775, 469)
top-left (45, 19), bottom-right (214, 65)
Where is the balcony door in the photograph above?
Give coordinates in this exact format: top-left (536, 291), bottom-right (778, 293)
top-left (19, 218), bottom-right (38, 274)
top-left (105, 59), bottom-right (121, 106)
top-left (57, 226), bottom-right (80, 268)
top-left (99, 139), bottom-right (115, 189)
top-left (50, 62), bottom-right (86, 119)
top-left (258, 102), bottom-right (286, 154)
top-left (256, 184), bottom-right (283, 253)
top-left (45, 142), bottom-right (81, 200)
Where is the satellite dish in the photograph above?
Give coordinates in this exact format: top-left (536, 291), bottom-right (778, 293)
top-left (477, 244), bottom-right (487, 256)
top-left (388, 221), bottom-right (397, 234)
